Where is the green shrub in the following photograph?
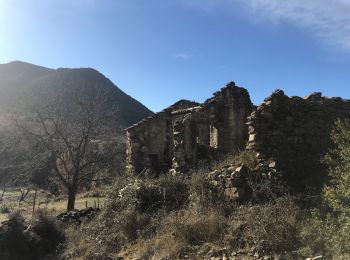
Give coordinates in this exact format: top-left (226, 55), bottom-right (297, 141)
top-left (136, 175), bottom-right (189, 213)
top-left (319, 119), bottom-right (350, 257)
top-left (299, 210), bottom-right (336, 259)
top-left (323, 119), bottom-right (350, 214)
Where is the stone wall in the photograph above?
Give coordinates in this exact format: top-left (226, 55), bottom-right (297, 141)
top-left (247, 90), bottom-right (350, 191)
top-left (126, 82), bottom-right (350, 192)
top-left (126, 100), bottom-right (199, 175)
top-left (206, 83), bottom-right (253, 153)
top-left (126, 82), bottom-right (253, 175)
top-left (171, 82), bottom-right (253, 173)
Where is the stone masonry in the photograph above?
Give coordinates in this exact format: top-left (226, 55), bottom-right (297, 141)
top-left (126, 82), bottom-right (350, 191)
top-left (126, 82), bottom-right (253, 176)
top-left (247, 90), bottom-right (350, 191)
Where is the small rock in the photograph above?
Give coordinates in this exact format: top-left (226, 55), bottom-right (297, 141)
top-left (208, 170), bottom-right (220, 179)
top-left (268, 161), bottom-right (276, 168)
top-left (225, 187), bottom-right (239, 200)
top-left (235, 164), bottom-right (248, 175)
top-left (227, 166), bottom-right (236, 173)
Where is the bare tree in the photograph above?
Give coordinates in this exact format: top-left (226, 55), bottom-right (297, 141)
top-left (0, 141), bottom-right (9, 161)
top-left (0, 134), bottom-right (11, 200)
top-left (0, 130), bottom-right (13, 163)
top-left (0, 130), bottom-right (20, 187)
top-left (14, 85), bottom-right (116, 211)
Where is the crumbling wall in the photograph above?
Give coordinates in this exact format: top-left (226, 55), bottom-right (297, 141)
top-left (247, 90), bottom-right (350, 191)
top-left (126, 112), bottom-right (170, 175)
top-left (171, 82), bottom-right (253, 173)
top-left (126, 82), bottom-right (253, 176)
top-left (204, 83), bottom-right (253, 153)
top-left (171, 108), bottom-right (211, 173)
top-left (126, 81), bottom-right (350, 192)
top-left (126, 100), bottom-right (199, 175)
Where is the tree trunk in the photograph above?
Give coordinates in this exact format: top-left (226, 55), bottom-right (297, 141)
top-left (67, 187), bottom-right (77, 211)
top-left (32, 189), bottom-right (37, 216)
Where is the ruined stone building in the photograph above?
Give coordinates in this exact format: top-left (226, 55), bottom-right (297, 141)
top-left (126, 81), bottom-right (350, 191)
top-left (126, 82), bottom-right (253, 176)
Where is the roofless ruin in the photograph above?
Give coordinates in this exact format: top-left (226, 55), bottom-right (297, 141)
top-left (126, 81), bottom-right (350, 190)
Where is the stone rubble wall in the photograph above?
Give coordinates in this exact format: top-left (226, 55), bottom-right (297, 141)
top-left (126, 82), bottom-right (253, 176)
top-left (207, 160), bottom-right (281, 202)
top-left (247, 90), bottom-right (350, 191)
top-left (171, 83), bottom-right (253, 173)
top-left (126, 111), bottom-right (171, 175)
top-left (126, 100), bottom-right (199, 175)
top-left (202, 83), bottom-right (253, 154)
top-left (126, 82), bottom-right (350, 193)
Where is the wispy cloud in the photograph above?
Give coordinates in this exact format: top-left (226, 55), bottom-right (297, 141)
top-left (181, 0), bottom-right (350, 52)
top-left (172, 53), bottom-right (192, 60)
top-left (241, 0), bottom-right (350, 51)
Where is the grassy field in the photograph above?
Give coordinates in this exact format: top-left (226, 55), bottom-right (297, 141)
top-left (0, 188), bottom-right (105, 223)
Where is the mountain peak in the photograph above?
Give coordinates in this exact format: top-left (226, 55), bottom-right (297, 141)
top-left (2, 60), bottom-right (53, 71)
top-left (0, 61), bottom-right (153, 127)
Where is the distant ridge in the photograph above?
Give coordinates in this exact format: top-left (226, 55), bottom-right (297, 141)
top-left (0, 61), bottom-right (153, 128)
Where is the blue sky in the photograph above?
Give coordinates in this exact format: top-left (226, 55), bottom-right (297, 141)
top-left (1, 0), bottom-right (350, 112)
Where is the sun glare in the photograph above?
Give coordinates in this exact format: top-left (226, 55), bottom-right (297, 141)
top-left (0, 1), bottom-right (7, 22)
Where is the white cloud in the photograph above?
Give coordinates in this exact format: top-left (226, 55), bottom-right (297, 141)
top-left (242, 0), bottom-right (350, 51)
top-left (182, 0), bottom-right (350, 52)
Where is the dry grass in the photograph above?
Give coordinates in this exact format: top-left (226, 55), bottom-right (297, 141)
top-left (60, 150), bottom-right (349, 259)
top-left (0, 209), bottom-right (65, 260)
top-left (132, 206), bottom-right (226, 259)
top-left (0, 213), bottom-right (8, 223)
top-left (0, 189), bottom-right (105, 223)
top-left (228, 196), bottom-right (301, 257)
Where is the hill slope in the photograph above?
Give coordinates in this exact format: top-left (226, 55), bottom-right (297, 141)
top-left (0, 61), bottom-right (153, 128)
top-left (0, 61), bottom-right (153, 186)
